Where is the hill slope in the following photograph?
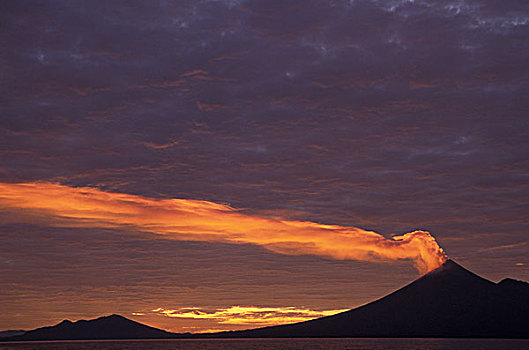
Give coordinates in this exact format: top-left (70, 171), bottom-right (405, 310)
top-left (211, 260), bottom-right (529, 338)
top-left (8, 314), bottom-right (174, 341)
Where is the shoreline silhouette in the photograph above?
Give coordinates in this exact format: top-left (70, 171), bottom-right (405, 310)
top-left (4, 260), bottom-right (528, 341)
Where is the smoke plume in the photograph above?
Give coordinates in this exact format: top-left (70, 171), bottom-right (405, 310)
top-left (0, 182), bottom-right (447, 273)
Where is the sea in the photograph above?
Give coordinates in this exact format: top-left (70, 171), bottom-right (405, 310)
top-left (1, 338), bottom-right (529, 350)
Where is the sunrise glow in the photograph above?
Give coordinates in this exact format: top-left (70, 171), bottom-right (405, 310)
top-left (152, 306), bottom-right (349, 326)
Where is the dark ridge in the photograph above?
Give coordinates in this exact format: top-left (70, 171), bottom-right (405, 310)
top-left (6, 314), bottom-right (175, 341)
top-left (5, 260), bottom-right (529, 340)
top-left (57, 320), bottom-right (72, 326)
top-left (0, 330), bottom-right (26, 338)
top-left (498, 277), bottom-right (529, 289)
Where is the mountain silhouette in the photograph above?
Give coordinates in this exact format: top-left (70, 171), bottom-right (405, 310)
top-left (0, 330), bottom-right (25, 338)
top-left (7, 314), bottom-right (173, 341)
top-left (5, 260), bottom-right (529, 340)
top-left (212, 260), bottom-right (529, 338)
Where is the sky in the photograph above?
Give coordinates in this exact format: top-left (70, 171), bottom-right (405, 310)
top-left (1, 0), bottom-right (528, 333)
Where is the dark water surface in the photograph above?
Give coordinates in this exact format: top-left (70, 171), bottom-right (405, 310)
top-left (1, 338), bottom-right (529, 350)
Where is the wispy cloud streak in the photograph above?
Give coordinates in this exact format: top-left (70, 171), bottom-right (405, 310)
top-left (0, 182), bottom-right (447, 272)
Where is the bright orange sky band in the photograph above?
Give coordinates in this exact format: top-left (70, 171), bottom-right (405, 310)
top-left (0, 182), bottom-right (447, 273)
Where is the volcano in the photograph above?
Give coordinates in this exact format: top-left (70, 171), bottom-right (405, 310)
top-left (5, 260), bottom-right (529, 340)
top-left (213, 260), bottom-right (529, 338)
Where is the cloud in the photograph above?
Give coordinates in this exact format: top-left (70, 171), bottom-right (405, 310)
top-left (0, 182), bottom-right (446, 273)
top-left (141, 139), bottom-right (182, 149)
top-left (1, 0), bottom-right (528, 332)
top-left (152, 305), bottom-right (348, 326)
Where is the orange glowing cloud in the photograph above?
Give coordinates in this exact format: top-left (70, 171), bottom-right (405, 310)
top-left (152, 306), bottom-right (349, 326)
top-left (0, 182), bottom-right (447, 273)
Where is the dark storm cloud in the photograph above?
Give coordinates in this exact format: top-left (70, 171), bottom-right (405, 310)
top-left (1, 0), bottom-right (528, 330)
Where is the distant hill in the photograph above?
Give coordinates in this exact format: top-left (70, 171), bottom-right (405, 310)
top-left (0, 330), bottom-right (25, 338)
top-left (211, 260), bottom-right (529, 338)
top-left (5, 260), bottom-right (529, 341)
top-left (6, 314), bottom-right (173, 341)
